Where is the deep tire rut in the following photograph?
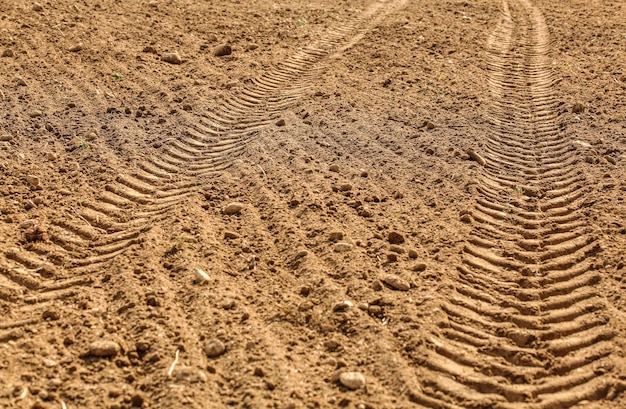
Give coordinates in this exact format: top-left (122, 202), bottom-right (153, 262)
top-left (410, 0), bottom-right (624, 408)
top-left (0, 0), bottom-right (406, 344)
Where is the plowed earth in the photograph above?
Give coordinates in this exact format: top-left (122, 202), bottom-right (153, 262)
top-left (1, 0), bottom-right (626, 408)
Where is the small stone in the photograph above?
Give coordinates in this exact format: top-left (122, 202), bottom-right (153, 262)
top-left (86, 132), bottom-right (98, 141)
top-left (388, 231), bottom-right (405, 244)
top-left (1, 49), bottom-right (14, 58)
top-left (224, 80), bottom-right (238, 89)
top-left (253, 367), bottom-right (265, 377)
top-left (32, 2), bottom-right (43, 12)
top-left (68, 43), bottom-right (83, 52)
top-left (26, 175), bottom-right (42, 190)
top-left (0, 133), bottom-right (13, 141)
top-left (224, 231), bottom-right (239, 239)
top-left (276, 119), bottom-right (286, 127)
top-left (213, 45), bottom-right (232, 57)
top-left (460, 214), bottom-right (473, 223)
top-left (338, 183), bottom-right (352, 192)
top-left (223, 202), bottom-right (243, 215)
top-left (332, 300), bottom-right (353, 313)
top-left (411, 263), bottom-right (427, 272)
top-left (14, 75), bottom-right (27, 86)
top-left (408, 249), bottom-right (418, 259)
top-left (425, 121), bottom-right (435, 130)
top-left (162, 51), bottom-right (182, 64)
top-left (143, 46), bottom-right (158, 54)
top-left (329, 164), bottom-right (340, 172)
top-left (389, 245), bottom-right (405, 254)
top-left (358, 206), bottom-right (373, 218)
top-left (182, 104), bottom-right (192, 111)
top-left (42, 310), bottom-right (60, 320)
top-left (338, 371), bottom-right (366, 390)
top-left (386, 253), bottom-right (398, 262)
top-left (334, 242), bottom-right (353, 252)
top-left (572, 103), bottom-right (585, 114)
top-left (46, 152), bottom-right (57, 161)
top-left (204, 339), bottom-right (226, 358)
top-left (359, 169), bottom-right (368, 177)
top-left (30, 110), bottom-right (43, 118)
top-left (246, 44), bottom-right (259, 51)
top-left (467, 149), bottom-right (486, 166)
top-left (195, 269), bottom-right (210, 284)
top-left (207, 34), bottom-right (218, 43)
top-left (300, 286), bottom-right (311, 297)
top-left (383, 274), bottom-right (410, 291)
top-left (89, 340), bottom-right (121, 357)
top-left (329, 231), bottom-right (344, 242)
top-left (372, 280), bottom-right (383, 291)
top-left (221, 299), bottom-right (236, 310)
top-left (295, 250), bottom-right (308, 259)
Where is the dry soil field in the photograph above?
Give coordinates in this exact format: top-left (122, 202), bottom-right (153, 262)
top-left (1, 0), bottom-right (626, 408)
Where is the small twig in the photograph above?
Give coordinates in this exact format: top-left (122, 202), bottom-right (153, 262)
top-left (167, 349), bottom-right (180, 377)
top-left (61, 401), bottom-right (68, 409)
top-left (17, 387), bottom-right (28, 400)
top-left (0, 89), bottom-right (5, 100)
top-left (256, 164), bottom-right (267, 178)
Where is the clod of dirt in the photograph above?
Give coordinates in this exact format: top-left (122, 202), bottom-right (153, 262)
top-left (334, 242), bottom-right (353, 252)
top-left (68, 43), bottom-right (83, 52)
top-left (1, 49), bottom-right (14, 58)
top-left (0, 133), bottom-right (13, 141)
top-left (572, 102), bottom-right (585, 114)
top-left (383, 274), bottom-right (410, 291)
top-left (329, 231), bottom-right (344, 242)
top-left (32, 2), bottom-right (43, 12)
top-left (182, 104), bottom-right (192, 111)
top-left (276, 119), bottom-right (286, 127)
top-left (389, 245), bottom-right (405, 254)
top-left (338, 371), bottom-right (366, 390)
top-left (88, 340), bottom-right (121, 357)
top-left (388, 231), bottom-right (405, 244)
top-left (143, 46), bottom-right (158, 54)
top-left (24, 225), bottom-right (48, 242)
top-left (223, 202), bottom-right (243, 215)
top-left (26, 175), bottom-right (42, 190)
top-left (467, 149), bottom-right (486, 166)
top-left (130, 393), bottom-right (145, 408)
top-left (162, 51), bottom-right (182, 64)
top-left (29, 110), bottom-right (43, 118)
top-left (213, 45), bottom-right (232, 57)
top-left (329, 164), bottom-right (340, 172)
top-left (204, 339), bottom-right (226, 358)
top-left (224, 231), bottom-right (240, 239)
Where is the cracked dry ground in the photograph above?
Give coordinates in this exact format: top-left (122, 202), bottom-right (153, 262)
top-left (1, 0), bottom-right (626, 408)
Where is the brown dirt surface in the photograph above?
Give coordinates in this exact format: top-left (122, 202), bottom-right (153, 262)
top-left (1, 0), bottom-right (626, 408)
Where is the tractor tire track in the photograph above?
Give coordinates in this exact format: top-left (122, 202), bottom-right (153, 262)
top-left (409, 0), bottom-right (625, 407)
top-left (0, 0), bottom-right (406, 341)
